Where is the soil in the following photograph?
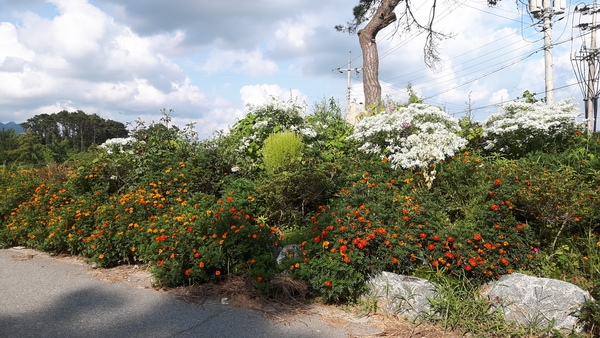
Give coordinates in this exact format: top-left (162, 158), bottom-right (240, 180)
top-left (11, 249), bottom-right (460, 337)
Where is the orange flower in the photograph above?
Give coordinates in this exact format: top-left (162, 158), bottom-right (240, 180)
top-left (185, 269), bottom-right (191, 276)
top-left (494, 179), bottom-right (502, 185)
top-left (447, 236), bottom-right (454, 243)
top-left (473, 233), bottom-right (482, 241)
top-left (427, 243), bottom-right (435, 251)
top-left (324, 281), bottom-right (332, 287)
top-left (432, 235), bottom-right (440, 241)
top-left (419, 233), bottom-right (427, 239)
top-left (199, 262), bottom-right (205, 268)
top-left (98, 254), bottom-right (105, 259)
top-left (215, 270), bottom-right (221, 276)
top-left (490, 204), bottom-right (499, 211)
top-left (256, 276), bottom-right (263, 282)
top-left (392, 257), bottom-right (399, 264)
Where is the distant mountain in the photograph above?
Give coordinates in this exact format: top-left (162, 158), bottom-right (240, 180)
top-left (0, 122), bottom-right (25, 134)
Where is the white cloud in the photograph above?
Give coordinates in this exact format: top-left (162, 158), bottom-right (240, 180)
top-left (200, 48), bottom-right (279, 76)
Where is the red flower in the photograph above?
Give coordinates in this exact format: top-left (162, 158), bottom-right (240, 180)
top-left (427, 243), bottom-right (435, 251)
top-left (473, 233), bottom-right (482, 241)
top-left (185, 269), bottom-right (191, 276)
top-left (325, 281), bottom-right (332, 287)
top-left (392, 257), bottom-right (399, 264)
top-left (419, 233), bottom-right (427, 239)
top-left (257, 276), bottom-right (263, 282)
top-left (432, 235), bottom-right (440, 241)
top-left (494, 179), bottom-right (502, 185)
top-left (490, 204), bottom-right (499, 211)
top-left (447, 236), bottom-right (455, 243)
top-left (155, 234), bottom-right (168, 242)
top-left (215, 270), bottom-right (221, 276)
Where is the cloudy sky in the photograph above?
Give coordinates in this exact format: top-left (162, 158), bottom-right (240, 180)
top-left (0, 0), bottom-right (588, 138)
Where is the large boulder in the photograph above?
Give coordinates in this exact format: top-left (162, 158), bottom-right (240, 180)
top-left (365, 271), bottom-right (438, 318)
top-left (481, 273), bottom-right (592, 331)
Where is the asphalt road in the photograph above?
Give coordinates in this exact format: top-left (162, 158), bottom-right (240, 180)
top-left (0, 247), bottom-right (380, 338)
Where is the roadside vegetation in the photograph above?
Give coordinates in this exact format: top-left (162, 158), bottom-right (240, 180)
top-left (1, 96), bottom-right (599, 337)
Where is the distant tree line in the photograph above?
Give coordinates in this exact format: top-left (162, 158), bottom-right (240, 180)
top-left (0, 110), bottom-right (128, 166)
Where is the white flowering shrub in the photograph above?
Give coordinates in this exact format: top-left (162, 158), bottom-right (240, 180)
top-left (482, 99), bottom-right (583, 157)
top-left (351, 103), bottom-right (467, 187)
top-left (99, 137), bottom-right (137, 154)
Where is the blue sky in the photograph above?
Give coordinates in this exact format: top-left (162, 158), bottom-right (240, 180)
top-left (0, 0), bottom-right (588, 138)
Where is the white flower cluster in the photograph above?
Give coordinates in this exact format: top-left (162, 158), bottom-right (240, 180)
top-left (351, 103), bottom-right (467, 171)
top-left (482, 99), bottom-right (583, 151)
top-left (99, 137), bottom-right (137, 154)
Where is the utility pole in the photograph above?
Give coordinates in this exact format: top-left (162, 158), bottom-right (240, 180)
top-left (543, 0), bottom-right (555, 104)
top-left (571, 1), bottom-right (600, 133)
top-left (336, 51), bottom-right (361, 112)
top-left (587, 0), bottom-right (598, 133)
top-left (531, 0), bottom-right (565, 104)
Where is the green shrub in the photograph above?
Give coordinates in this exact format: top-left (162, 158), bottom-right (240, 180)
top-left (262, 131), bottom-right (304, 175)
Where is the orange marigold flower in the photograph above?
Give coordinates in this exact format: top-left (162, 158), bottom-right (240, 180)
top-left (185, 269), bottom-right (191, 276)
top-left (98, 254), bottom-right (105, 259)
top-left (226, 196), bottom-right (234, 202)
top-left (494, 179), bottom-right (502, 185)
top-left (419, 233), bottom-right (427, 239)
top-left (392, 257), bottom-right (399, 264)
top-left (490, 204), bottom-right (499, 211)
top-left (324, 281), bottom-right (332, 287)
top-left (432, 235), bottom-right (440, 241)
top-left (473, 233), bottom-right (482, 241)
top-left (256, 276), bottom-right (263, 282)
top-left (447, 236), bottom-right (454, 243)
top-left (215, 270), bottom-right (221, 276)
top-left (427, 243), bottom-right (435, 251)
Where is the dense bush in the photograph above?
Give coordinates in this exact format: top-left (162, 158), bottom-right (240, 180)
top-left (1, 97), bottom-right (599, 333)
top-left (262, 131), bottom-right (304, 175)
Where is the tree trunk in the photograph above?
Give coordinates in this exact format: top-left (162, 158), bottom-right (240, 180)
top-left (358, 0), bottom-right (401, 107)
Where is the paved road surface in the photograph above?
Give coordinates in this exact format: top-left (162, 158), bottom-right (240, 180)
top-left (0, 247), bottom-right (380, 338)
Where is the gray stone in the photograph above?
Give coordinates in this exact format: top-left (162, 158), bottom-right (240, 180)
top-left (276, 244), bottom-right (302, 265)
top-left (481, 273), bottom-right (593, 331)
top-left (365, 271), bottom-right (438, 318)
